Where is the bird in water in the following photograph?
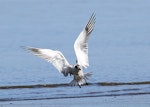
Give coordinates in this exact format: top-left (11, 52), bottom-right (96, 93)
top-left (23, 13), bottom-right (96, 88)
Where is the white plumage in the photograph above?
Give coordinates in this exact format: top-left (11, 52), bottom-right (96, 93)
top-left (74, 14), bottom-right (95, 68)
top-left (24, 13), bottom-right (96, 87)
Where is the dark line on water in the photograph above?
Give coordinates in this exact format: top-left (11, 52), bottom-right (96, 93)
top-left (97, 81), bottom-right (150, 86)
top-left (1, 92), bottom-right (150, 102)
top-left (0, 83), bottom-right (68, 90)
top-left (0, 81), bottom-right (150, 90)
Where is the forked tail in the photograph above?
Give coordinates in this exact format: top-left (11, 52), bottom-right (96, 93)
top-left (84, 72), bottom-right (92, 80)
top-left (69, 72), bottom-right (92, 88)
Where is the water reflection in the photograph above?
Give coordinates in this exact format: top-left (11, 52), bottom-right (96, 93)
top-left (0, 81), bottom-right (150, 102)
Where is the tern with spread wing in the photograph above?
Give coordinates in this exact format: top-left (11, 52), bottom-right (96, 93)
top-left (24, 13), bottom-right (96, 88)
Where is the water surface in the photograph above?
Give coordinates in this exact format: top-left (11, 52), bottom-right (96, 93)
top-left (0, 0), bottom-right (150, 102)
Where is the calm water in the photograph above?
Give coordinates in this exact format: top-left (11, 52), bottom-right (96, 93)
top-left (0, 0), bottom-right (150, 102)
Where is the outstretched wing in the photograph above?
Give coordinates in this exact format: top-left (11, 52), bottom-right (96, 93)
top-left (24, 46), bottom-right (72, 76)
top-left (74, 13), bottom-right (96, 68)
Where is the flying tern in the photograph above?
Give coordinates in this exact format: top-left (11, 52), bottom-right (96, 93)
top-left (24, 13), bottom-right (96, 88)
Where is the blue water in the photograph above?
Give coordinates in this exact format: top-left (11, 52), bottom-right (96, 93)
top-left (0, 0), bottom-right (150, 101)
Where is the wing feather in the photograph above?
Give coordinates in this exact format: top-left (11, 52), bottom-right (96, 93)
top-left (74, 13), bottom-right (96, 68)
top-left (24, 46), bottom-right (72, 76)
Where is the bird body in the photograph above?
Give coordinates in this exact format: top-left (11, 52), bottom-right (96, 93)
top-left (24, 13), bottom-right (95, 87)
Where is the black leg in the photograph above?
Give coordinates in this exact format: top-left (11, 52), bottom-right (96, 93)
top-left (78, 85), bottom-right (81, 88)
top-left (85, 79), bottom-right (88, 85)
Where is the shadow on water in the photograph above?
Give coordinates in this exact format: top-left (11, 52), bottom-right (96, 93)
top-left (0, 81), bottom-right (150, 102)
top-left (0, 81), bottom-right (150, 89)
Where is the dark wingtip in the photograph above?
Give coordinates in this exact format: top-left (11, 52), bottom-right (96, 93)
top-left (21, 46), bottom-right (39, 53)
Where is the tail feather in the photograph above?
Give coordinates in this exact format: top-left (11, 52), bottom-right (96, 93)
top-left (69, 72), bottom-right (92, 87)
top-left (69, 79), bottom-right (78, 86)
top-left (84, 72), bottom-right (92, 80)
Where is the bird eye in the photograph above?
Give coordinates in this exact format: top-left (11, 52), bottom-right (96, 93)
top-left (75, 66), bottom-right (78, 69)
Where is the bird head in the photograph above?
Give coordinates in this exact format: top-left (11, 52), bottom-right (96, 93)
top-left (74, 64), bottom-right (81, 70)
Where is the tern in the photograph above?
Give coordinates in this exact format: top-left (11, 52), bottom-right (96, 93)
top-left (24, 13), bottom-right (96, 88)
